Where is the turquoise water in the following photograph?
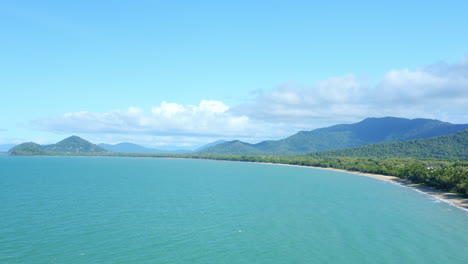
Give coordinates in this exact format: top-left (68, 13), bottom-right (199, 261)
top-left (1, 156), bottom-right (467, 263)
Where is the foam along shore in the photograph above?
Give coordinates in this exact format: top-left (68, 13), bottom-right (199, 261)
top-left (199, 158), bottom-right (468, 211)
top-left (164, 157), bottom-right (468, 211)
top-left (354, 171), bottom-right (468, 210)
top-left (300, 165), bottom-right (468, 210)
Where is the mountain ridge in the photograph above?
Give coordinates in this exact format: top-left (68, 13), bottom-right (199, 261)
top-left (198, 117), bottom-right (468, 155)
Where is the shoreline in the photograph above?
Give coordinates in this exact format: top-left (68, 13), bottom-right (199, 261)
top-left (251, 161), bottom-right (468, 211)
top-left (6, 154), bottom-right (468, 211)
top-left (188, 157), bottom-right (468, 211)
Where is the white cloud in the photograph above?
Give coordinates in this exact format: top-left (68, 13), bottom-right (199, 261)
top-left (370, 57), bottom-right (468, 121)
top-left (377, 68), bottom-right (468, 103)
top-left (316, 74), bottom-right (365, 104)
top-left (231, 75), bottom-right (370, 127)
top-left (33, 100), bottom-right (290, 142)
top-left (233, 56), bottom-right (468, 126)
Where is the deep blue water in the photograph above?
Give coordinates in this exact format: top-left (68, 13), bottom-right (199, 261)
top-left (1, 156), bottom-right (467, 263)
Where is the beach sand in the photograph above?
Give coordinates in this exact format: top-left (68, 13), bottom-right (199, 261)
top-left (160, 157), bottom-right (468, 211)
top-left (275, 163), bottom-right (468, 210)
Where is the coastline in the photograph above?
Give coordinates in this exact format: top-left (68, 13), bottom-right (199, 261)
top-left (5, 154), bottom-right (468, 211)
top-left (131, 156), bottom-right (468, 210)
top-left (351, 171), bottom-right (468, 211)
top-left (255, 161), bottom-right (468, 211)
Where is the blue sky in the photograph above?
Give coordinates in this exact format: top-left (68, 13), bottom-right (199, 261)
top-left (1, 0), bottom-right (467, 148)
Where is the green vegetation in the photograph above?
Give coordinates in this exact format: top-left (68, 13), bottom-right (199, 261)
top-left (8, 142), bottom-right (48, 156)
top-left (311, 129), bottom-right (468, 159)
top-left (44, 135), bottom-right (107, 153)
top-left (199, 117), bottom-right (468, 155)
top-left (9, 136), bottom-right (107, 155)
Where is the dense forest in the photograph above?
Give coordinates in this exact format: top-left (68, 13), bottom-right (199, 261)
top-left (311, 129), bottom-right (468, 159)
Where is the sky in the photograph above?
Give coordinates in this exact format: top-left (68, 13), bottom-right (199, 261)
top-left (1, 0), bottom-right (467, 148)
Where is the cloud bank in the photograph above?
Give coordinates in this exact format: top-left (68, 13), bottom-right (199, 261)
top-left (33, 100), bottom-right (289, 144)
top-left (33, 56), bottom-right (468, 146)
top-left (35, 100), bottom-right (245, 135)
top-left (233, 56), bottom-right (468, 125)
top-left (231, 74), bottom-right (370, 126)
top-left (374, 58), bottom-right (468, 120)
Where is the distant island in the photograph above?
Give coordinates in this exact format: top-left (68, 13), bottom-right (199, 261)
top-left (9, 135), bottom-right (108, 156)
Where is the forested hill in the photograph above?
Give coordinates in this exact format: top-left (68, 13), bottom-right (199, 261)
top-left (198, 117), bottom-right (468, 155)
top-left (9, 136), bottom-right (108, 155)
top-left (310, 129), bottom-right (468, 159)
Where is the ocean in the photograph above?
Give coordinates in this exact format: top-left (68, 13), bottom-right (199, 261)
top-left (1, 156), bottom-right (467, 263)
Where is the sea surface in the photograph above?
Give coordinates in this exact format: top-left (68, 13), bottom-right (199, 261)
top-left (1, 156), bottom-right (467, 263)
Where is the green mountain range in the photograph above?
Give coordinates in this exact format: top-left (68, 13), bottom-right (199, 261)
top-left (9, 136), bottom-right (107, 155)
top-left (310, 129), bottom-right (468, 159)
top-left (198, 117), bottom-right (468, 155)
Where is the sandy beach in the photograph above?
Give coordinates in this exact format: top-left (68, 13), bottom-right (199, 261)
top-left (266, 162), bottom-right (468, 211)
top-left (352, 171), bottom-right (468, 210)
top-left (162, 157), bottom-right (468, 211)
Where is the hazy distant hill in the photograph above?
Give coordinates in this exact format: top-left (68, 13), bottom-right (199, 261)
top-left (0, 144), bottom-right (16, 152)
top-left (198, 117), bottom-right (468, 155)
top-left (198, 140), bottom-right (263, 155)
top-left (195, 140), bottom-right (226, 151)
top-left (99, 142), bottom-right (163, 154)
top-left (9, 136), bottom-right (107, 155)
top-left (310, 129), bottom-right (468, 159)
top-left (98, 140), bottom-right (227, 154)
top-left (98, 142), bottom-right (191, 154)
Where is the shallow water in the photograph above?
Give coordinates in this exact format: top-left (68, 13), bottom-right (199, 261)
top-left (1, 156), bottom-right (467, 263)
